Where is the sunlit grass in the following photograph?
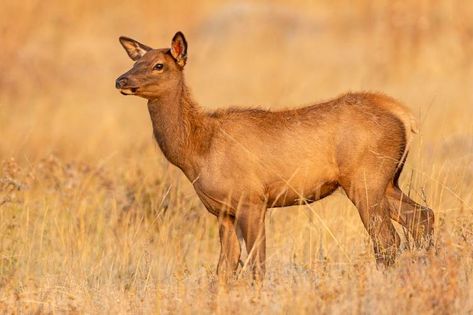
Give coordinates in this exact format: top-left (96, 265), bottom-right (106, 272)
top-left (0, 0), bottom-right (472, 313)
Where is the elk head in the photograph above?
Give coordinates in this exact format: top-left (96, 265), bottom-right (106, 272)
top-left (115, 32), bottom-right (188, 99)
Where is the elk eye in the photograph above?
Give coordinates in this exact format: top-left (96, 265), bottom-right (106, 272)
top-left (153, 63), bottom-right (164, 71)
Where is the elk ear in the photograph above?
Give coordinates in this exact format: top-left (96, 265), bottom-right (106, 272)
top-left (170, 31), bottom-right (187, 67)
top-left (119, 36), bottom-right (152, 61)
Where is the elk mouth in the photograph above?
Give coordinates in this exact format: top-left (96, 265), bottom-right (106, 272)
top-left (120, 87), bottom-right (138, 95)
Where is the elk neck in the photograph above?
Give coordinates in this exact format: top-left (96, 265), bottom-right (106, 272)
top-left (147, 78), bottom-right (213, 177)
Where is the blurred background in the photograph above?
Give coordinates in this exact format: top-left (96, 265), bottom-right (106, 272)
top-left (1, 0), bottom-right (472, 163)
top-left (1, 0), bottom-right (473, 313)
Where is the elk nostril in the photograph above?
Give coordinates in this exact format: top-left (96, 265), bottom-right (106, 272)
top-left (115, 77), bottom-right (128, 89)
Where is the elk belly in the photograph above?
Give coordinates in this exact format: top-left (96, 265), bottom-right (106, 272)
top-left (265, 180), bottom-right (339, 208)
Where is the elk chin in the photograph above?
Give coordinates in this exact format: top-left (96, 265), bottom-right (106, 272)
top-left (120, 87), bottom-right (138, 95)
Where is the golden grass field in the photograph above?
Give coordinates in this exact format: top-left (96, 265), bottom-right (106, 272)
top-left (1, 0), bottom-right (473, 313)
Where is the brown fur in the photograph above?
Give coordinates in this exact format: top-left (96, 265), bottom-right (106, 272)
top-left (116, 32), bottom-right (434, 281)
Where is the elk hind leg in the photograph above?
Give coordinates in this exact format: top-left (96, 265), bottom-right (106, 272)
top-left (342, 180), bottom-right (401, 266)
top-left (386, 183), bottom-right (434, 248)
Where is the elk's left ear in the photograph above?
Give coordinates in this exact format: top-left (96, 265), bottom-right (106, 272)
top-left (170, 31), bottom-right (187, 67)
top-left (119, 36), bottom-right (152, 61)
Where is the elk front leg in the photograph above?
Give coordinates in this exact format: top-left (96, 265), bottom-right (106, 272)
top-left (236, 205), bottom-right (267, 281)
top-left (217, 215), bottom-right (241, 282)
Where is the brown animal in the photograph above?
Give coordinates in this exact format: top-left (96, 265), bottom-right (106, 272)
top-left (116, 32), bottom-right (434, 281)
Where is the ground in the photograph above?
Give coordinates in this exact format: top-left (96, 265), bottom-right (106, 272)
top-left (0, 0), bottom-right (472, 313)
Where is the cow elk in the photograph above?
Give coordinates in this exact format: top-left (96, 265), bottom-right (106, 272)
top-left (116, 31), bottom-right (434, 281)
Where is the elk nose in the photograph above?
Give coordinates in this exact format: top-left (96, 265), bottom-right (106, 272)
top-left (115, 77), bottom-right (128, 89)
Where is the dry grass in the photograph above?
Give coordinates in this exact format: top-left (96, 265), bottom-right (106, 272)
top-left (0, 0), bottom-right (473, 313)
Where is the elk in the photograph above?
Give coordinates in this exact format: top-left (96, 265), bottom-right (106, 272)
top-left (116, 31), bottom-right (434, 281)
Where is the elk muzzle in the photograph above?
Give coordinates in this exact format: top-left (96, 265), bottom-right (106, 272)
top-left (115, 75), bottom-right (138, 95)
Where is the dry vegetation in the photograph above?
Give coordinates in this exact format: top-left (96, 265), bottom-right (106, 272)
top-left (0, 0), bottom-right (473, 313)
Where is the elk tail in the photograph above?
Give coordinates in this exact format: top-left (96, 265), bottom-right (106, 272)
top-left (393, 112), bottom-right (419, 188)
